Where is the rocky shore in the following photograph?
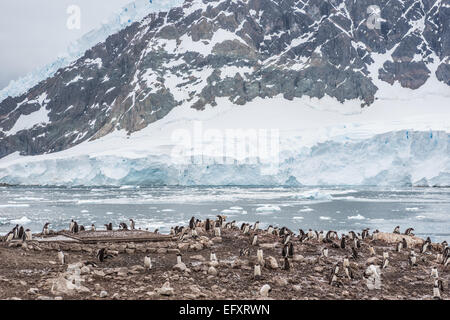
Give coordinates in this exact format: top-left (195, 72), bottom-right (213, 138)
top-left (0, 223), bottom-right (448, 300)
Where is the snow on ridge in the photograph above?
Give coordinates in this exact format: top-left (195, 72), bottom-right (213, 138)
top-left (0, 0), bottom-right (183, 104)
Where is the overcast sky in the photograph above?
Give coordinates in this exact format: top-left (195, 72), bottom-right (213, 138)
top-left (0, 0), bottom-right (133, 90)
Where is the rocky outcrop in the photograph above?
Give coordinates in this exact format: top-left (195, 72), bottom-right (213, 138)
top-left (0, 0), bottom-right (448, 159)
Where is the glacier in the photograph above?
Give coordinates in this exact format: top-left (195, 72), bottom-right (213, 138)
top-left (0, 86), bottom-right (449, 187)
top-left (0, 0), bottom-right (183, 104)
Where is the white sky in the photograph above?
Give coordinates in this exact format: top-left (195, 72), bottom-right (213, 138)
top-left (0, 0), bottom-right (132, 90)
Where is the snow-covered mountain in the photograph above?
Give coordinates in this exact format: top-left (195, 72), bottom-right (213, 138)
top-left (0, 0), bottom-right (449, 186)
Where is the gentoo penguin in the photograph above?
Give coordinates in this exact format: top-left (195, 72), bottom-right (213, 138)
top-left (349, 231), bottom-right (357, 240)
top-left (154, 228), bottom-right (159, 234)
top-left (210, 252), bottom-right (218, 262)
top-left (318, 231), bottom-right (325, 242)
top-left (369, 245), bottom-right (376, 256)
top-left (253, 221), bottom-right (260, 231)
top-left (402, 238), bottom-right (408, 250)
top-left (396, 241), bottom-right (403, 252)
top-left (361, 228), bottom-right (370, 240)
top-left (144, 256), bottom-right (152, 270)
top-left (251, 234), bottom-right (258, 246)
top-left (58, 250), bottom-right (66, 265)
top-left (6, 232), bottom-right (14, 242)
top-left (129, 219), bottom-right (135, 230)
top-left (214, 227), bottom-right (221, 237)
top-left (321, 247), bottom-right (329, 258)
top-left (240, 247), bottom-right (250, 257)
top-left (344, 266), bottom-right (353, 279)
top-left (189, 217), bottom-right (195, 229)
top-left (343, 257), bottom-right (350, 268)
top-left (382, 257), bottom-right (389, 269)
top-left (288, 242), bottom-right (294, 257)
top-left (282, 244), bottom-right (289, 258)
top-left (191, 228), bottom-right (198, 238)
top-left (72, 221), bottom-right (79, 233)
top-left (254, 264), bottom-right (262, 279)
top-left (205, 219), bottom-right (211, 232)
top-left (393, 226), bottom-right (400, 234)
top-left (69, 220), bottom-right (75, 233)
top-left (354, 238), bottom-right (361, 249)
top-left (119, 222), bottom-right (128, 230)
top-left (408, 250), bottom-right (417, 267)
top-left (91, 224), bottom-right (96, 231)
top-left (257, 249), bottom-right (264, 265)
top-left (329, 264), bottom-right (340, 285)
top-left (431, 267), bottom-right (438, 279)
top-left (260, 284), bottom-right (271, 297)
top-left (96, 248), bottom-right (112, 262)
top-left (176, 253), bottom-right (183, 265)
top-left (283, 234), bottom-right (291, 245)
top-left (404, 228), bottom-right (414, 236)
top-left (421, 238), bottom-right (431, 254)
top-left (25, 229), bottom-right (32, 241)
top-left (42, 223), bottom-right (50, 236)
top-left (433, 279), bottom-right (444, 300)
top-left (443, 255), bottom-right (449, 268)
top-left (12, 225), bottom-right (19, 239)
top-left (18, 226), bottom-right (24, 239)
top-left (267, 225), bottom-right (274, 234)
top-left (351, 247), bottom-right (358, 260)
top-left (340, 235), bottom-right (346, 249)
top-left (283, 257), bottom-right (290, 271)
top-left (243, 224), bottom-right (250, 234)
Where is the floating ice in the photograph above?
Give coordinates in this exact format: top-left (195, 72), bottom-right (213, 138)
top-left (347, 214), bottom-right (365, 220)
top-left (10, 216), bottom-right (32, 224)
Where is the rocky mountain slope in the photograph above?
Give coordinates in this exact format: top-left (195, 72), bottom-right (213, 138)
top-left (0, 0), bottom-right (449, 160)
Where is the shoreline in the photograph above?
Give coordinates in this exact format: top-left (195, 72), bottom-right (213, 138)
top-left (0, 221), bottom-right (448, 300)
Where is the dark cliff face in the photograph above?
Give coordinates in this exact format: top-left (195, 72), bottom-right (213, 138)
top-left (0, 0), bottom-right (448, 159)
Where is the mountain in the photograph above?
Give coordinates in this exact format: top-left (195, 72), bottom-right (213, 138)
top-left (0, 0), bottom-right (449, 186)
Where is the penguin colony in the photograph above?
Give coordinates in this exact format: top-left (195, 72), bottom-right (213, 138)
top-left (1, 218), bottom-right (448, 300)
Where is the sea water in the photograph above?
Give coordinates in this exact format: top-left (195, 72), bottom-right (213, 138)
top-left (0, 186), bottom-right (449, 242)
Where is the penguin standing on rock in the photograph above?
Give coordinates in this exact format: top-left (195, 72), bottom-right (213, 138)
top-left (402, 238), bottom-right (408, 250)
top-left (144, 256), bottom-right (152, 270)
top-left (130, 219), bottom-right (135, 230)
top-left (254, 264), bottom-right (262, 279)
top-left (97, 248), bottom-right (113, 262)
top-left (431, 267), bottom-right (438, 279)
top-left (69, 220), bottom-right (75, 233)
top-left (408, 250), bottom-right (417, 267)
top-left (369, 245), bottom-right (376, 256)
top-left (393, 226), bottom-right (400, 234)
top-left (18, 226), bottom-right (24, 239)
top-left (257, 249), bottom-right (264, 265)
top-left (91, 224), bottom-right (96, 231)
top-left (25, 229), bottom-right (32, 241)
top-left (421, 238), bottom-right (431, 254)
top-left (329, 264), bottom-right (340, 286)
top-left (42, 223), bottom-right (50, 236)
top-left (396, 241), bottom-right (403, 252)
top-left (72, 221), bottom-right (79, 233)
top-left (404, 228), bottom-right (414, 236)
top-left (433, 279), bottom-right (444, 300)
top-left (189, 217), bottom-right (195, 229)
top-left (340, 235), bottom-right (346, 249)
top-left (321, 247), bottom-right (329, 258)
top-left (58, 250), bottom-right (65, 265)
top-left (251, 234), bottom-right (258, 246)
